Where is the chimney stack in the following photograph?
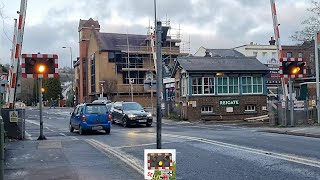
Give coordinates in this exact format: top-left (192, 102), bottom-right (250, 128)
top-left (204, 51), bottom-right (211, 57)
top-left (269, 37), bottom-right (276, 45)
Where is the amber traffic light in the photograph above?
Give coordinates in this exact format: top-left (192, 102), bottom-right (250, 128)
top-left (41, 87), bottom-right (45, 93)
top-left (282, 61), bottom-right (305, 75)
top-left (25, 58), bottom-right (55, 74)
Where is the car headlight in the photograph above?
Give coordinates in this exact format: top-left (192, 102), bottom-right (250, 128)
top-left (128, 114), bottom-right (137, 119)
top-left (147, 113), bottom-right (152, 117)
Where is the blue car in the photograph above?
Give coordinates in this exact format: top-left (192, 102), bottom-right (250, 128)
top-left (69, 103), bottom-right (112, 135)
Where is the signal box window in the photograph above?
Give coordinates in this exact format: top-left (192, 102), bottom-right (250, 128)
top-left (201, 106), bottom-right (213, 113)
top-left (245, 105), bottom-right (256, 112)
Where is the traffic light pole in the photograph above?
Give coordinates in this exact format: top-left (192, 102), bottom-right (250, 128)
top-left (156, 21), bottom-right (162, 149)
top-left (37, 78), bottom-right (46, 140)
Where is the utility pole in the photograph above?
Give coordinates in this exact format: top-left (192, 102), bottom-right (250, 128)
top-left (37, 78), bottom-right (46, 140)
top-left (156, 21), bottom-right (162, 149)
top-left (315, 32), bottom-right (320, 125)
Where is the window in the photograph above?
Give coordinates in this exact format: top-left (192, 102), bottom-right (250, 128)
top-left (286, 52), bottom-right (292, 58)
top-left (217, 77), bottom-right (228, 94)
top-left (203, 77), bottom-right (214, 94)
top-left (201, 106), bottom-right (213, 113)
top-left (192, 77), bottom-right (203, 95)
top-left (272, 52), bottom-right (276, 58)
top-left (123, 71), bottom-right (145, 84)
top-left (217, 77), bottom-right (239, 94)
top-left (90, 53), bottom-right (96, 93)
top-left (108, 52), bottom-right (115, 62)
top-left (181, 76), bottom-right (187, 96)
top-left (253, 52), bottom-right (258, 57)
top-left (123, 53), bottom-right (143, 68)
top-left (262, 52), bottom-right (267, 57)
top-left (245, 105), bottom-right (256, 112)
top-left (242, 76), bottom-right (263, 94)
top-left (192, 77), bottom-right (214, 95)
top-left (298, 52), bottom-right (304, 58)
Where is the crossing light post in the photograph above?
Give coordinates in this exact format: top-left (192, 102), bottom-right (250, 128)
top-left (282, 59), bottom-right (306, 127)
top-left (37, 77), bottom-right (46, 140)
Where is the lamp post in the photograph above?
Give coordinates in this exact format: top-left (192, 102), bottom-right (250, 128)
top-left (62, 46), bottom-right (74, 106)
top-left (99, 81), bottom-right (105, 98)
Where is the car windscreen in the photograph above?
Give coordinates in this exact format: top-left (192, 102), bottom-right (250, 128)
top-left (123, 103), bottom-right (143, 111)
top-left (85, 105), bottom-right (108, 114)
top-left (106, 104), bottom-right (113, 111)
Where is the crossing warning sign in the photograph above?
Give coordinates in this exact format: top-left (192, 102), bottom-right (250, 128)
top-left (9, 111), bottom-right (18, 123)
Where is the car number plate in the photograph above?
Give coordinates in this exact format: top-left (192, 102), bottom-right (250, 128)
top-left (92, 126), bottom-right (103, 130)
top-left (138, 120), bottom-right (147, 122)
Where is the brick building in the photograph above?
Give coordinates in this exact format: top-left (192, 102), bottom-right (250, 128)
top-left (75, 18), bottom-right (182, 106)
top-left (171, 56), bottom-right (269, 121)
top-left (282, 41), bottom-right (315, 77)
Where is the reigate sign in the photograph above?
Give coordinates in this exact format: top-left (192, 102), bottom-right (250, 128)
top-left (219, 99), bottom-right (240, 106)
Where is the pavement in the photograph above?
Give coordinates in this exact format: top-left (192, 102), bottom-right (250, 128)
top-left (4, 107), bottom-right (320, 180)
top-left (258, 126), bottom-right (320, 138)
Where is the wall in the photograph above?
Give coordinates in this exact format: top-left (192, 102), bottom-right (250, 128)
top-left (113, 94), bottom-right (156, 107)
top-left (282, 43), bottom-right (315, 77)
top-left (185, 95), bottom-right (267, 121)
top-left (234, 44), bottom-right (278, 64)
top-left (86, 31), bottom-right (99, 96)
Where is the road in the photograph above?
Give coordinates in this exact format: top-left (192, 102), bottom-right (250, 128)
top-left (19, 107), bottom-right (320, 180)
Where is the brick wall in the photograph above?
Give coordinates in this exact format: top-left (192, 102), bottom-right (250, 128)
top-left (282, 42), bottom-right (316, 77)
top-left (112, 94), bottom-right (156, 107)
top-left (182, 95), bottom-right (267, 121)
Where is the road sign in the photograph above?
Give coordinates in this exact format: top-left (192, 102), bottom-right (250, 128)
top-left (21, 54), bottom-right (59, 78)
top-left (144, 149), bottom-right (176, 180)
top-left (9, 111), bottom-right (18, 123)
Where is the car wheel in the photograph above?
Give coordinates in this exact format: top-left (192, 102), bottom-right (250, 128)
top-left (146, 123), bottom-right (152, 127)
top-left (105, 128), bottom-right (111, 134)
top-left (79, 125), bottom-right (85, 135)
top-left (69, 122), bottom-right (74, 132)
top-left (123, 118), bottom-right (129, 128)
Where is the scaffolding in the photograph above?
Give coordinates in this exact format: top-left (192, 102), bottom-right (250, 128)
top-left (104, 19), bottom-right (191, 99)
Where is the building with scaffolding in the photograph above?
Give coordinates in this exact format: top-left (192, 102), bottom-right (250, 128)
top-left (75, 18), bottom-right (186, 106)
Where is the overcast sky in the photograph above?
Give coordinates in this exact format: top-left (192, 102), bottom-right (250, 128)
top-left (0, 0), bottom-right (313, 67)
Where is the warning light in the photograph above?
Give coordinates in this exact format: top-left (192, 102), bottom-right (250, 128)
top-left (291, 67), bottom-right (300, 74)
top-left (38, 65), bottom-right (46, 73)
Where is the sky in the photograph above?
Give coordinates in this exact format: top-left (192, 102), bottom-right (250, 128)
top-left (0, 0), bottom-right (314, 67)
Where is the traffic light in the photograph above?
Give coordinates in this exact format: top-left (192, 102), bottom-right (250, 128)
top-left (41, 87), bottom-right (45, 93)
top-left (25, 57), bottom-right (55, 74)
top-left (282, 61), bottom-right (305, 75)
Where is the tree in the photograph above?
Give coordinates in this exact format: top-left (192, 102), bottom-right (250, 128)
top-left (291, 1), bottom-right (320, 41)
top-left (42, 78), bottom-right (63, 101)
top-left (16, 78), bottom-right (34, 105)
top-left (102, 78), bottom-right (117, 99)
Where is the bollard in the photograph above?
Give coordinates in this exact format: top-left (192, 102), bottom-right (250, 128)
top-left (0, 115), bottom-right (4, 180)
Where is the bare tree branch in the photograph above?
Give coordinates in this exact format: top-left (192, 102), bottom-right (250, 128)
top-left (102, 78), bottom-right (117, 99)
top-left (291, 1), bottom-right (320, 41)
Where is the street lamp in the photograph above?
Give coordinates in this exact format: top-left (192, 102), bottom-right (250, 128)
top-left (62, 46), bottom-right (74, 106)
top-left (99, 81), bottom-right (105, 98)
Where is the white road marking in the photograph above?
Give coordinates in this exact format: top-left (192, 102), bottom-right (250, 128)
top-left (162, 133), bottom-right (320, 168)
top-left (110, 139), bottom-right (194, 149)
top-left (86, 139), bottom-right (144, 175)
top-left (59, 133), bottom-right (66, 136)
top-left (291, 128), bottom-right (307, 132)
top-left (70, 137), bottom-right (79, 140)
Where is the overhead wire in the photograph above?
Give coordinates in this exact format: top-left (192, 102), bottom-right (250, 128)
top-left (0, 3), bottom-right (13, 43)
